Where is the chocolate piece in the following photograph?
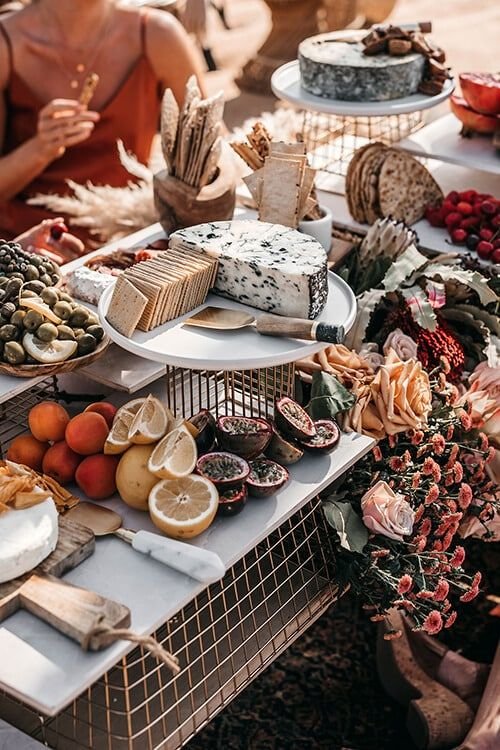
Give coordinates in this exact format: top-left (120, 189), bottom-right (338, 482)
top-left (388, 39), bottom-right (412, 56)
top-left (418, 79), bottom-right (444, 95)
top-left (363, 38), bottom-right (388, 55)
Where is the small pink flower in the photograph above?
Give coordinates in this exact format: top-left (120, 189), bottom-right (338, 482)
top-left (453, 461), bottom-right (464, 483)
top-left (424, 484), bottom-right (440, 505)
top-left (410, 430), bottom-right (425, 446)
top-left (431, 435), bottom-right (446, 455)
top-left (446, 444), bottom-right (459, 468)
top-left (460, 411), bottom-right (473, 431)
top-left (433, 539), bottom-right (443, 551)
top-left (388, 435), bottom-right (398, 448)
top-left (444, 611), bottom-right (457, 628)
top-left (446, 499), bottom-right (458, 512)
top-left (442, 530), bottom-right (455, 551)
top-left (419, 518), bottom-right (432, 537)
top-left (397, 574), bottom-right (413, 595)
top-left (460, 572), bottom-right (482, 602)
top-left (433, 579), bottom-right (450, 602)
top-left (479, 433), bottom-right (489, 452)
top-left (416, 590), bottom-right (435, 600)
top-left (394, 599), bottom-right (415, 612)
top-left (450, 546), bottom-right (465, 567)
top-left (423, 457), bottom-right (436, 476)
top-left (442, 599), bottom-right (452, 613)
top-left (389, 456), bottom-right (405, 472)
top-left (412, 472), bottom-right (422, 489)
top-left (458, 484), bottom-right (473, 510)
top-left (414, 535), bottom-right (427, 552)
top-left (423, 610), bottom-right (443, 635)
top-left (432, 464), bottom-right (442, 483)
top-left (372, 446), bottom-right (383, 462)
top-left (446, 425), bottom-right (454, 440)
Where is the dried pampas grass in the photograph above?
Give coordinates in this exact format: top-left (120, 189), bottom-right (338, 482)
top-left (28, 140), bottom-right (160, 243)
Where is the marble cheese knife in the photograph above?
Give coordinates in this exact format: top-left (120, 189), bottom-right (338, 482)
top-left (183, 307), bottom-right (345, 343)
top-left (66, 503), bottom-right (226, 585)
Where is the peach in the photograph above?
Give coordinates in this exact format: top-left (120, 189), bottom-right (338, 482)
top-left (85, 402), bottom-right (117, 428)
top-left (42, 441), bottom-right (81, 485)
top-left (65, 412), bottom-right (109, 455)
top-left (6, 434), bottom-right (49, 472)
top-left (29, 401), bottom-right (70, 443)
top-left (75, 454), bottom-right (119, 500)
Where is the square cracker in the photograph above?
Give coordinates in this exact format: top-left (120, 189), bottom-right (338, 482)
top-left (106, 276), bottom-right (147, 338)
top-left (259, 156), bottom-right (302, 227)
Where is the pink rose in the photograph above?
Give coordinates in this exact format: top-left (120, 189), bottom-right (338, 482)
top-left (383, 329), bottom-right (418, 361)
top-left (469, 361), bottom-right (500, 400)
top-left (483, 409), bottom-right (500, 448)
top-left (359, 343), bottom-right (384, 371)
top-left (361, 480), bottom-right (415, 541)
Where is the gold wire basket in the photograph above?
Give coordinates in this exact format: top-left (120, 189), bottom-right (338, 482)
top-left (0, 364), bottom-right (342, 749)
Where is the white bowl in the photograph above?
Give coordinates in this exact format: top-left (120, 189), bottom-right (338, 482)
top-left (298, 205), bottom-right (333, 252)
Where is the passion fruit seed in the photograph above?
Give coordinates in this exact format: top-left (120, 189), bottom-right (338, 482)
top-left (41, 287), bottom-right (59, 306)
top-left (36, 322), bottom-right (59, 342)
top-left (4, 341), bottom-right (25, 365)
top-left (53, 301), bottom-right (72, 320)
top-left (57, 324), bottom-right (76, 340)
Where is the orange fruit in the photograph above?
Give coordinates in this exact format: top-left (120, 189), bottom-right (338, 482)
top-left (6, 434), bottom-right (49, 472)
top-left (29, 401), bottom-right (70, 442)
top-left (85, 402), bottom-right (117, 428)
top-left (42, 441), bottom-right (81, 485)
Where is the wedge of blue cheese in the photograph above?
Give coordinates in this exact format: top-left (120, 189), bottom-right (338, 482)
top-left (169, 220), bottom-right (328, 319)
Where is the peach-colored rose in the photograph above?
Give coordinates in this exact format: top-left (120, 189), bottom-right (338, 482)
top-left (361, 480), bottom-right (415, 541)
top-left (458, 389), bottom-right (497, 429)
top-left (370, 349), bottom-right (432, 436)
top-left (359, 343), bottom-right (384, 371)
top-left (483, 409), bottom-right (500, 447)
top-left (383, 328), bottom-right (418, 361)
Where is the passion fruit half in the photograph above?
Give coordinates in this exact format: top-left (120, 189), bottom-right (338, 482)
top-left (196, 451), bottom-right (250, 492)
top-left (216, 416), bottom-right (272, 460)
top-left (274, 396), bottom-right (316, 441)
top-left (188, 409), bottom-right (216, 454)
top-left (247, 458), bottom-right (289, 498)
top-left (265, 425), bottom-right (304, 466)
top-left (218, 484), bottom-right (248, 517)
top-left (300, 419), bottom-right (340, 453)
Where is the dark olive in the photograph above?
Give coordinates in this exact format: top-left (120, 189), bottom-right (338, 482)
top-left (25, 265), bottom-right (40, 281)
top-left (4, 341), bottom-right (25, 365)
top-left (77, 333), bottom-right (97, 355)
top-left (23, 280), bottom-right (45, 295)
top-left (0, 324), bottom-right (19, 341)
top-left (86, 325), bottom-right (104, 342)
top-left (1, 302), bottom-right (17, 319)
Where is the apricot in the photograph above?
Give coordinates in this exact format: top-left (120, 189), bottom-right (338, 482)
top-left (42, 441), bottom-right (81, 485)
top-left (75, 454), bottom-right (119, 500)
top-left (6, 434), bottom-right (49, 472)
top-left (65, 412), bottom-right (109, 455)
top-left (29, 401), bottom-right (70, 443)
top-left (85, 402), bottom-right (117, 428)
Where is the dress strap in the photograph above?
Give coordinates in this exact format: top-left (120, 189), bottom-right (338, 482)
top-left (0, 23), bottom-right (13, 83)
top-left (140, 10), bottom-right (149, 53)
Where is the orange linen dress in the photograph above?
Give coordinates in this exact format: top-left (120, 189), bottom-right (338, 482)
top-left (0, 14), bottom-right (162, 243)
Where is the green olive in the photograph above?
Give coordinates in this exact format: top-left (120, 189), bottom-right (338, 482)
top-left (4, 341), bottom-right (26, 365)
top-left (1, 302), bottom-right (16, 319)
top-left (40, 273), bottom-right (53, 287)
top-left (58, 292), bottom-right (73, 303)
top-left (30, 256), bottom-right (43, 268)
top-left (53, 301), bottom-right (72, 320)
top-left (36, 322), bottom-right (58, 342)
top-left (72, 327), bottom-right (86, 338)
top-left (0, 323), bottom-right (19, 341)
top-left (57, 324), bottom-right (76, 340)
top-left (23, 280), bottom-right (45, 295)
top-left (85, 315), bottom-right (100, 328)
top-left (25, 264), bottom-right (40, 281)
top-left (10, 310), bottom-right (26, 328)
top-left (9, 273), bottom-right (25, 282)
top-left (77, 333), bottom-right (97, 355)
top-left (20, 289), bottom-right (38, 298)
top-left (4, 278), bottom-right (23, 299)
top-left (41, 287), bottom-right (59, 307)
top-left (69, 307), bottom-right (89, 327)
top-left (23, 310), bottom-right (44, 331)
top-left (86, 324), bottom-right (104, 342)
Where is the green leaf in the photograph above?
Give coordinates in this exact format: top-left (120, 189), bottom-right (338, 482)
top-left (401, 285), bottom-right (437, 332)
top-left (424, 264), bottom-right (499, 306)
top-left (357, 256), bottom-right (392, 295)
top-left (307, 371), bottom-right (356, 420)
top-left (382, 245), bottom-right (429, 293)
top-left (323, 500), bottom-right (369, 553)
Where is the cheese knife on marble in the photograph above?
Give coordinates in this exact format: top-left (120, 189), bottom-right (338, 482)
top-left (183, 307), bottom-right (345, 343)
top-left (66, 503), bottom-right (226, 584)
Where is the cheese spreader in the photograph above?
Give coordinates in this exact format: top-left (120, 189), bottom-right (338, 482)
top-left (66, 503), bottom-right (226, 584)
top-left (183, 306), bottom-right (345, 343)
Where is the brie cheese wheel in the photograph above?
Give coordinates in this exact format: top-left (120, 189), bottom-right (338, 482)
top-left (0, 498), bottom-right (59, 584)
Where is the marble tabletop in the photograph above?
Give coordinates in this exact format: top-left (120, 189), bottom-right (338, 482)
top-left (0, 720), bottom-right (45, 750)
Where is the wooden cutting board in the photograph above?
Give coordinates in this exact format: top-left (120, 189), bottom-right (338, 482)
top-left (0, 517), bottom-right (130, 650)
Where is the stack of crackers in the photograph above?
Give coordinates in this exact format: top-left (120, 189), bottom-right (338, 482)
top-left (346, 142), bottom-right (443, 226)
top-left (231, 123), bottom-right (322, 226)
top-left (105, 250), bottom-right (218, 337)
top-left (161, 76), bottom-right (224, 189)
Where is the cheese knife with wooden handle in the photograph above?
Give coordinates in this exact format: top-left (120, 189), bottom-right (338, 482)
top-left (183, 306), bottom-right (345, 344)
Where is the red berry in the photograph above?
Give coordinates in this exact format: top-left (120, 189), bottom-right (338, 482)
top-left (460, 216), bottom-right (480, 229)
top-left (477, 240), bottom-right (494, 259)
top-left (481, 200), bottom-right (497, 215)
top-left (451, 228), bottom-right (467, 244)
top-left (459, 190), bottom-right (477, 203)
top-left (426, 210), bottom-right (444, 228)
top-left (479, 227), bottom-right (494, 241)
top-left (493, 238), bottom-right (500, 249)
top-left (441, 200), bottom-right (457, 216)
top-left (50, 222), bottom-right (67, 241)
top-left (492, 248), bottom-right (500, 264)
top-left (456, 201), bottom-right (473, 216)
top-left (492, 214), bottom-right (500, 228)
top-left (472, 203), bottom-right (484, 217)
top-left (446, 191), bottom-right (460, 204)
top-left (444, 212), bottom-right (462, 228)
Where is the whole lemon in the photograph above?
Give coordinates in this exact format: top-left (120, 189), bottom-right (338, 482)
top-left (116, 444), bottom-right (159, 511)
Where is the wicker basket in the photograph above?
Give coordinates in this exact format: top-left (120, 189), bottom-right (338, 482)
top-left (0, 336), bottom-right (109, 378)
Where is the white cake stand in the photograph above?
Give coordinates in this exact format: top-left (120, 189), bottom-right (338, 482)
top-left (98, 271), bottom-right (356, 372)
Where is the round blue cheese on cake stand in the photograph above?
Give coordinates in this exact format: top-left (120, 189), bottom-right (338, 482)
top-left (299, 32), bottom-right (425, 102)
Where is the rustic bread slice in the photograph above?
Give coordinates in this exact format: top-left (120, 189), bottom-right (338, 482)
top-left (378, 150), bottom-right (443, 225)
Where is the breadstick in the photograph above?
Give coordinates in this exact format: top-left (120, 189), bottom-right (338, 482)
top-left (79, 73), bottom-right (100, 107)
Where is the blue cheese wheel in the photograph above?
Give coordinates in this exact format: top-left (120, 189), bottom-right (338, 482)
top-left (299, 32), bottom-right (425, 102)
top-left (169, 220), bottom-right (328, 319)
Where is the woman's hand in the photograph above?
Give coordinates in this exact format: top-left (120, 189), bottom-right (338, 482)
top-left (36, 99), bottom-right (100, 161)
top-left (15, 217), bottom-right (86, 265)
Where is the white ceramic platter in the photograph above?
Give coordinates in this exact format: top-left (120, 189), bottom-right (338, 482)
top-left (99, 272), bottom-right (356, 371)
top-left (271, 60), bottom-right (455, 117)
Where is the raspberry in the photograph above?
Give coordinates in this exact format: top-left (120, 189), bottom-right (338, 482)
top-left (451, 228), bottom-right (467, 244)
top-left (481, 200), bottom-right (497, 215)
top-left (479, 227), bottom-right (494, 241)
top-left (444, 212), bottom-right (462, 228)
top-left (456, 201), bottom-right (473, 215)
top-left (446, 191), bottom-right (460, 204)
top-left (477, 240), bottom-right (494, 259)
top-left (459, 190), bottom-right (477, 203)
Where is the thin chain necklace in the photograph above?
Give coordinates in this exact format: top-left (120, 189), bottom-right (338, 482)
top-left (40, 5), bottom-right (113, 92)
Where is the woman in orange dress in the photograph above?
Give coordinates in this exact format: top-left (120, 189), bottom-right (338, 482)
top-left (0, 0), bottom-right (205, 253)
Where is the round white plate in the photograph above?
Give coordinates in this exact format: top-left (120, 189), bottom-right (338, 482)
top-left (99, 272), bottom-right (356, 371)
top-left (271, 60), bottom-right (455, 117)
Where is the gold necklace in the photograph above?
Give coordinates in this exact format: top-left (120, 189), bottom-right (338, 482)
top-left (40, 5), bottom-right (113, 91)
